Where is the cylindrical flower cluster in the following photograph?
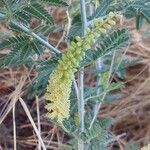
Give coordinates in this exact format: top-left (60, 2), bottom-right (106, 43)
top-left (45, 12), bottom-right (119, 123)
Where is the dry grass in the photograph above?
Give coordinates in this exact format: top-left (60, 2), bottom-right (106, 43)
top-left (99, 20), bottom-right (150, 149)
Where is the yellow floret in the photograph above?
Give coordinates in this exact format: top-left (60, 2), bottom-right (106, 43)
top-left (45, 12), bottom-right (120, 123)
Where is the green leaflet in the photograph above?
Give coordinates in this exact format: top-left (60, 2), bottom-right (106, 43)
top-left (23, 3), bottom-right (53, 25)
top-left (27, 55), bottom-right (60, 97)
top-left (80, 28), bottom-right (130, 67)
top-left (0, 35), bottom-right (29, 50)
top-left (0, 35), bottom-right (44, 67)
top-left (0, 44), bottom-right (33, 67)
top-left (95, 0), bottom-right (111, 18)
top-left (108, 0), bottom-right (150, 29)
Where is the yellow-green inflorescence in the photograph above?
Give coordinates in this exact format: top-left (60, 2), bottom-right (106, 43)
top-left (45, 12), bottom-right (120, 123)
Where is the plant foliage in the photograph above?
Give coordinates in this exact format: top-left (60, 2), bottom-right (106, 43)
top-left (80, 28), bottom-right (130, 67)
top-left (0, 0), bottom-right (149, 149)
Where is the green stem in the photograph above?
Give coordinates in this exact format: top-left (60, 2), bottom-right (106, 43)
top-left (78, 69), bottom-right (84, 132)
top-left (11, 21), bottom-right (60, 54)
top-left (89, 51), bottom-right (116, 129)
top-left (0, 12), bottom-right (5, 20)
top-left (80, 0), bottom-right (87, 36)
top-left (0, 12), bottom-right (60, 54)
top-left (78, 0), bottom-right (87, 149)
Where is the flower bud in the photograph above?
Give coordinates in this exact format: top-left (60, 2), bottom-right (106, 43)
top-left (99, 28), bottom-right (107, 33)
top-left (108, 20), bottom-right (116, 25)
top-left (108, 12), bottom-right (115, 17)
top-left (75, 36), bottom-right (81, 41)
top-left (103, 24), bottom-right (111, 29)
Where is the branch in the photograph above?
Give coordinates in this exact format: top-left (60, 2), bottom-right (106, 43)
top-left (0, 12), bottom-right (60, 54)
top-left (80, 0), bottom-right (87, 36)
top-left (78, 0), bottom-right (87, 149)
top-left (0, 13), bottom-right (5, 20)
top-left (12, 21), bottom-right (60, 54)
top-left (79, 0), bottom-right (87, 132)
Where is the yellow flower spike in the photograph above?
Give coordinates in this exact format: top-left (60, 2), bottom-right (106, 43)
top-left (45, 12), bottom-right (120, 123)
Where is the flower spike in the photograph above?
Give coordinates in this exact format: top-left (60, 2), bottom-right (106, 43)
top-left (45, 12), bottom-right (120, 123)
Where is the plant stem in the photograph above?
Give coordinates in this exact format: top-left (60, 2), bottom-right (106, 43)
top-left (89, 59), bottom-right (102, 129)
top-left (80, 0), bottom-right (87, 35)
top-left (86, 0), bottom-right (102, 131)
top-left (78, 0), bottom-right (87, 149)
top-left (0, 12), bottom-right (60, 54)
top-left (78, 70), bottom-right (84, 132)
top-left (11, 21), bottom-right (60, 54)
top-left (0, 12), bottom-right (5, 20)
top-left (89, 51), bottom-right (116, 129)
